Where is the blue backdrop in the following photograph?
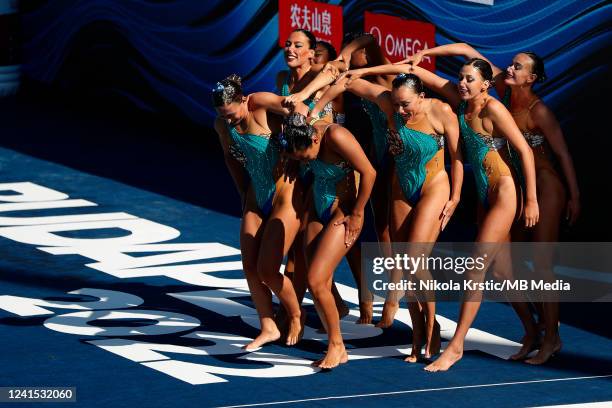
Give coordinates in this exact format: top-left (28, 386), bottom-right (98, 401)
top-left (19, 0), bottom-right (611, 125)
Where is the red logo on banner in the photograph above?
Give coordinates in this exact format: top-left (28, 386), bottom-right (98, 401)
top-left (364, 11), bottom-right (436, 71)
top-left (278, 0), bottom-right (343, 53)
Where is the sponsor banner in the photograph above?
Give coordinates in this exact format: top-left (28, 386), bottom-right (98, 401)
top-left (278, 0), bottom-right (343, 52)
top-left (364, 11), bottom-right (436, 71)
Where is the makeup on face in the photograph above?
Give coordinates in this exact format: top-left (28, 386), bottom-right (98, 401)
top-left (458, 65), bottom-right (484, 99)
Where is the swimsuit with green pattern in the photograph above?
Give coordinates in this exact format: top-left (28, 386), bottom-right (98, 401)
top-left (392, 113), bottom-right (444, 206)
top-left (228, 126), bottom-right (280, 216)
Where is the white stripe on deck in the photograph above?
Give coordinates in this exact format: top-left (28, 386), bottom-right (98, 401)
top-left (215, 375), bottom-right (612, 408)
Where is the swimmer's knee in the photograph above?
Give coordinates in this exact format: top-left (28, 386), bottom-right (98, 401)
top-left (308, 275), bottom-right (328, 298)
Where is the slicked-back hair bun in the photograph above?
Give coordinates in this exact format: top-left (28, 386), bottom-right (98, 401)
top-left (281, 113), bottom-right (316, 153)
top-left (211, 74), bottom-right (244, 106)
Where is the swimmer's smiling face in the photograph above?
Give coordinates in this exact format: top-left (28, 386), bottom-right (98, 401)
top-left (505, 53), bottom-right (537, 87)
top-left (284, 31), bottom-right (315, 68)
top-left (457, 64), bottom-right (488, 100)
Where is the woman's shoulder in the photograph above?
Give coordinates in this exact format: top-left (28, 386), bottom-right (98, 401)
top-left (429, 98), bottom-right (455, 117)
top-left (483, 96), bottom-right (508, 117)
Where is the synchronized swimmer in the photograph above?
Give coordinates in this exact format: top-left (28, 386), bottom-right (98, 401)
top-left (212, 29), bottom-right (580, 371)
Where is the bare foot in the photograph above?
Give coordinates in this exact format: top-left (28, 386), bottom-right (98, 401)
top-left (286, 310), bottom-right (305, 346)
top-left (424, 320), bottom-right (441, 359)
top-left (525, 337), bottom-right (562, 365)
top-left (424, 344), bottom-right (463, 372)
top-left (375, 301), bottom-right (399, 328)
top-left (312, 343), bottom-right (348, 369)
top-left (274, 307), bottom-right (289, 338)
top-left (357, 302), bottom-right (373, 324)
top-left (243, 328), bottom-right (281, 351)
top-left (510, 333), bottom-right (540, 361)
top-left (405, 315), bottom-right (424, 363)
top-left (404, 344), bottom-right (421, 363)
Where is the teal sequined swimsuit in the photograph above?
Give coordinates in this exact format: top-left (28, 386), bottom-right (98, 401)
top-left (361, 98), bottom-right (389, 166)
top-left (392, 113), bottom-right (444, 206)
top-left (458, 101), bottom-right (511, 208)
top-left (228, 126), bottom-right (280, 216)
top-left (279, 70), bottom-right (332, 182)
top-left (309, 156), bottom-right (353, 223)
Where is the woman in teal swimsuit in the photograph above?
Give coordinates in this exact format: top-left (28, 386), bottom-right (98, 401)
top-left (321, 71), bottom-right (463, 362)
top-left (277, 29), bottom-right (373, 325)
top-left (212, 75), bottom-right (309, 351)
top-left (281, 113), bottom-right (376, 369)
top-left (407, 43), bottom-right (580, 365)
top-left (352, 58), bottom-right (540, 371)
top-left (295, 32), bottom-right (398, 326)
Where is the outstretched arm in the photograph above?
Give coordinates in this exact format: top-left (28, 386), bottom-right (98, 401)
top-left (309, 75), bottom-right (390, 114)
top-left (345, 78), bottom-right (394, 117)
top-left (339, 33), bottom-right (393, 82)
top-left (405, 43), bottom-right (506, 98)
top-left (248, 92), bottom-right (308, 116)
top-left (410, 65), bottom-right (462, 109)
top-left (340, 63), bottom-right (461, 109)
top-left (284, 62), bottom-right (343, 105)
top-left (488, 101), bottom-right (539, 227)
top-left (531, 102), bottom-right (580, 225)
top-left (328, 126), bottom-right (376, 246)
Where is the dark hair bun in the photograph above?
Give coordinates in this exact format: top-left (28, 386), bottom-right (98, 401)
top-left (226, 74), bottom-right (242, 87)
top-left (211, 74), bottom-right (244, 107)
top-left (392, 73), bottom-right (424, 93)
top-left (282, 113), bottom-right (316, 153)
top-left (464, 58), bottom-right (494, 82)
top-left (523, 51), bottom-right (546, 84)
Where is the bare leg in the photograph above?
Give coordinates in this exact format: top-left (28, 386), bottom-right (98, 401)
top-left (304, 206), bottom-right (327, 332)
top-left (377, 169), bottom-right (407, 328)
top-left (308, 208), bottom-right (356, 369)
top-left (489, 235), bottom-right (539, 360)
top-left (258, 184), bottom-right (304, 346)
top-left (526, 171), bottom-right (565, 364)
top-left (240, 197), bottom-right (280, 350)
top-left (425, 177), bottom-right (517, 371)
top-left (293, 185), bottom-right (312, 305)
top-left (344, 244), bottom-right (373, 324)
top-left (403, 176), bottom-right (448, 361)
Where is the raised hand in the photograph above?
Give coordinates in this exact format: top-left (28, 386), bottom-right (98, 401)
top-left (393, 50), bottom-right (425, 66)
